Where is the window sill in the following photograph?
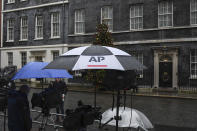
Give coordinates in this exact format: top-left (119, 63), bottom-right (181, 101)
top-left (74, 32), bottom-right (85, 35)
top-left (6, 40), bottom-right (14, 42)
top-left (158, 26), bottom-right (173, 29)
top-left (130, 28), bottom-right (144, 31)
top-left (6, 2), bottom-right (15, 4)
top-left (189, 76), bottom-right (197, 79)
top-left (34, 38), bottom-right (43, 41)
top-left (68, 32), bottom-right (95, 37)
top-left (50, 37), bottom-right (60, 39)
top-left (19, 39), bottom-right (28, 42)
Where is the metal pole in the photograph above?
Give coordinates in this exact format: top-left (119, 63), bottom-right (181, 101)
top-left (94, 85), bottom-right (96, 108)
top-left (41, 79), bottom-right (44, 91)
top-left (115, 88), bottom-right (120, 131)
top-left (3, 109), bottom-right (6, 131)
top-left (93, 72), bottom-right (97, 108)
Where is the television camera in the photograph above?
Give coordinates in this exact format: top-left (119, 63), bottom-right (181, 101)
top-left (0, 66), bottom-right (17, 131)
top-left (31, 87), bottom-right (62, 114)
top-left (31, 86), bottom-right (63, 131)
top-left (63, 101), bottom-right (102, 130)
top-left (0, 65), bottom-right (17, 111)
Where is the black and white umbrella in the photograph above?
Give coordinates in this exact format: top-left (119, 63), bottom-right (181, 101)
top-left (44, 45), bottom-right (146, 71)
top-left (44, 45), bottom-right (147, 131)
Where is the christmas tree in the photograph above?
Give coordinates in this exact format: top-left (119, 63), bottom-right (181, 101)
top-left (85, 23), bottom-right (113, 88)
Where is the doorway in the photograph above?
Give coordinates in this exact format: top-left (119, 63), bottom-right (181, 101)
top-left (159, 54), bottom-right (173, 87)
top-left (159, 62), bottom-right (172, 87)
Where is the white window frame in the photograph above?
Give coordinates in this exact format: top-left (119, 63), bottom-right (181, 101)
top-left (8, 0), bottom-right (15, 4)
top-left (75, 9), bottom-right (85, 34)
top-left (130, 4), bottom-right (143, 30)
top-left (51, 12), bottom-right (60, 38)
top-left (190, 0), bottom-right (197, 25)
top-left (8, 52), bottom-right (13, 66)
top-left (132, 52), bottom-right (144, 78)
top-left (21, 0), bottom-right (27, 1)
top-left (7, 19), bottom-right (14, 42)
top-left (190, 49), bottom-right (197, 79)
top-left (35, 15), bottom-right (43, 39)
top-left (101, 6), bottom-right (113, 32)
top-left (52, 51), bottom-right (59, 60)
top-left (158, 1), bottom-right (173, 28)
top-left (20, 17), bottom-right (28, 41)
top-left (21, 52), bottom-right (27, 67)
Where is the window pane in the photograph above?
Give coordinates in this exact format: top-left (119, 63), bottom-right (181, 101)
top-left (101, 6), bottom-right (113, 31)
top-left (7, 19), bottom-right (14, 41)
top-left (8, 53), bottom-right (13, 66)
top-left (21, 17), bottom-right (28, 40)
top-left (75, 9), bottom-right (85, 34)
top-left (130, 7), bottom-right (135, 17)
top-left (191, 0), bottom-right (197, 25)
top-left (130, 5), bottom-right (143, 30)
top-left (36, 16), bottom-right (43, 38)
top-left (53, 51), bottom-right (59, 60)
top-left (158, 1), bottom-right (173, 27)
top-left (51, 13), bottom-right (60, 37)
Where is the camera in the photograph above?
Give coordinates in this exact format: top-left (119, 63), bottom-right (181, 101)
top-left (0, 66), bottom-right (17, 87)
top-left (0, 89), bottom-right (8, 111)
top-left (0, 66), bottom-right (17, 112)
top-left (63, 103), bottom-right (102, 130)
top-left (31, 87), bottom-right (62, 110)
top-left (102, 70), bottom-right (137, 90)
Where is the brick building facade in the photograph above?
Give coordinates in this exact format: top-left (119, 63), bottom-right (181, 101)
top-left (1, 0), bottom-right (197, 88)
top-left (67, 0), bottom-right (197, 89)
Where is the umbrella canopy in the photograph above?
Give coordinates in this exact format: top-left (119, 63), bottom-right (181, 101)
top-left (44, 45), bottom-right (146, 71)
top-left (12, 62), bottom-right (73, 80)
top-left (101, 107), bottom-right (153, 130)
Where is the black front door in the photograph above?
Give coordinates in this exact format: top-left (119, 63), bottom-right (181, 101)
top-left (159, 62), bottom-right (172, 87)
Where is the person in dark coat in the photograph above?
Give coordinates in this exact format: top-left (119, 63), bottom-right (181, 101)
top-left (53, 78), bottom-right (68, 121)
top-left (8, 85), bottom-right (32, 131)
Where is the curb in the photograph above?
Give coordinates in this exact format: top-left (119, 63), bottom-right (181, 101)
top-left (68, 89), bottom-right (197, 100)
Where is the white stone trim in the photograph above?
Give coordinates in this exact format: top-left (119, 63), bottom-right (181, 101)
top-left (1, 0), bottom-right (4, 48)
top-left (0, 43), bottom-right (92, 51)
top-left (2, 1), bottom-right (69, 13)
top-left (68, 25), bottom-right (197, 36)
top-left (68, 32), bottom-right (95, 37)
top-left (114, 37), bottom-right (197, 45)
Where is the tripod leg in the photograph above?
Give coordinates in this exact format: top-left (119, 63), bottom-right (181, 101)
top-left (49, 115), bottom-right (59, 131)
top-left (4, 109), bottom-right (6, 131)
top-left (39, 114), bottom-right (46, 131)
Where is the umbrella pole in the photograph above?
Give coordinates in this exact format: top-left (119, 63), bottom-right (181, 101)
top-left (3, 108), bottom-right (6, 131)
top-left (41, 79), bottom-right (44, 91)
top-left (115, 87), bottom-right (120, 131)
top-left (94, 85), bottom-right (96, 108)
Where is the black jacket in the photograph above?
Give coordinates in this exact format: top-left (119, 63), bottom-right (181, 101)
top-left (8, 90), bottom-right (32, 131)
top-left (53, 80), bottom-right (67, 94)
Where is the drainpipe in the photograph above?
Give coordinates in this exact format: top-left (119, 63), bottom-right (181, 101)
top-left (0, 0), bottom-right (4, 68)
top-left (62, 0), bottom-right (65, 44)
top-left (61, 0), bottom-right (67, 54)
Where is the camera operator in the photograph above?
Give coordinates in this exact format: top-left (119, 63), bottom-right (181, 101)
top-left (53, 78), bottom-right (68, 122)
top-left (8, 85), bottom-right (32, 131)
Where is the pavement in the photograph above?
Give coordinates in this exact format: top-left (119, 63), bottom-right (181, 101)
top-left (1, 82), bottom-right (197, 131)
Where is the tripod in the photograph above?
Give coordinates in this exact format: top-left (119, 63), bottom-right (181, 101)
top-left (35, 108), bottom-right (59, 131)
top-left (1, 107), bottom-right (7, 131)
